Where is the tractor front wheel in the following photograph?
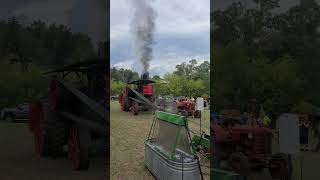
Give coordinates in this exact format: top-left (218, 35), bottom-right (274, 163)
top-left (68, 126), bottom-right (90, 170)
top-left (269, 153), bottom-right (291, 179)
top-left (228, 152), bottom-right (250, 177)
top-left (181, 110), bottom-right (188, 117)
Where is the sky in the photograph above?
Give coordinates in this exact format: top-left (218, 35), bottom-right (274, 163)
top-left (0, 0), bottom-right (107, 49)
top-left (110, 0), bottom-right (210, 77)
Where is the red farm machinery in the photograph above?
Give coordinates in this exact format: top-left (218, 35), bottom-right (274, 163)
top-left (211, 110), bottom-right (291, 179)
top-left (175, 97), bottom-right (196, 116)
top-left (28, 58), bottom-right (108, 170)
top-left (119, 73), bottom-right (155, 115)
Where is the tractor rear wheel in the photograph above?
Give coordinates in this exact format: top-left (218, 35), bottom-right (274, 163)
top-left (123, 96), bottom-right (130, 111)
top-left (228, 152), bottom-right (250, 177)
top-left (269, 153), bottom-right (291, 179)
top-left (131, 101), bottom-right (138, 115)
top-left (194, 110), bottom-right (201, 118)
top-left (68, 126), bottom-right (90, 170)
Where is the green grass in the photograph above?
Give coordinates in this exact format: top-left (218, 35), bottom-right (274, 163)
top-left (0, 121), bottom-right (107, 180)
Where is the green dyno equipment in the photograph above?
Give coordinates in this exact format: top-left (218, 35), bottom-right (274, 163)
top-left (147, 111), bottom-right (196, 160)
top-left (145, 110), bottom-right (202, 180)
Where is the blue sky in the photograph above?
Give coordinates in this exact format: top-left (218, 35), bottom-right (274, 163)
top-left (111, 0), bottom-right (210, 77)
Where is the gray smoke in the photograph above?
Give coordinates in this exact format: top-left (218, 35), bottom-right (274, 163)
top-left (131, 0), bottom-right (156, 74)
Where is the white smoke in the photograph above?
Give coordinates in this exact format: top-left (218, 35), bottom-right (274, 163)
top-left (131, 0), bottom-right (156, 74)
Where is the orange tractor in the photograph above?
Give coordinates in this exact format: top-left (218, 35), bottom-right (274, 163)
top-left (175, 97), bottom-right (204, 118)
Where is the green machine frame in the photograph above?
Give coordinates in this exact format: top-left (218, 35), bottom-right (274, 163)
top-left (147, 111), bottom-right (197, 160)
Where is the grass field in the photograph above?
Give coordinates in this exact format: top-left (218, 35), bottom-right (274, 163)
top-left (110, 100), bottom-right (210, 180)
top-left (0, 121), bottom-right (107, 180)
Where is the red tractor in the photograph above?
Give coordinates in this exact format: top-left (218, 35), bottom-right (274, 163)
top-left (119, 73), bottom-right (155, 115)
top-left (212, 113), bottom-right (291, 179)
top-left (175, 97), bottom-right (196, 116)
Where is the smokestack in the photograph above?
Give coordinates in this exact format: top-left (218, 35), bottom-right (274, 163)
top-left (142, 72), bottom-right (149, 80)
top-left (131, 0), bottom-right (156, 74)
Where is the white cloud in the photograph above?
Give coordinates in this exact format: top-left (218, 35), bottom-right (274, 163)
top-left (112, 59), bottom-right (135, 70)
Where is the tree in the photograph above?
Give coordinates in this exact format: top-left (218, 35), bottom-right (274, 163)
top-left (111, 80), bottom-right (125, 95)
top-left (211, 1), bottom-right (320, 114)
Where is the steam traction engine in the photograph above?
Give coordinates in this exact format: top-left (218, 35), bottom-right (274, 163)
top-left (212, 113), bottom-right (291, 179)
top-left (119, 73), bottom-right (155, 115)
top-left (28, 59), bottom-right (108, 170)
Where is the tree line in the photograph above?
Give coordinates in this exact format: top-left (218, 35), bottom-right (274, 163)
top-left (0, 17), bottom-right (96, 107)
top-left (211, 0), bottom-right (320, 115)
top-left (111, 60), bottom-right (210, 98)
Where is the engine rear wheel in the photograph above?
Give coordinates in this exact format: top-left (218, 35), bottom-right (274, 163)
top-left (131, 101), bottom-right (138, 115)
top-left (40, 103), bottom-right (67, 157)
top-left (123, 96), bottom-right (130, 111)
top-left (68, 126), bottom-right (90, 170)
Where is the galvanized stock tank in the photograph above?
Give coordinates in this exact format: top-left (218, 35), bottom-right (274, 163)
top-left (144, 140), bottom-right (200, 180)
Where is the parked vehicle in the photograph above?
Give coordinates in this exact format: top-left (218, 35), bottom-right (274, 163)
top-left (1, 103), bottom-right (29, 121)
top-left (111, 95), bottom-right (119, 100)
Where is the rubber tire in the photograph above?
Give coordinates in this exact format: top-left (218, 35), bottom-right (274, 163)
top-left (194, 110), bottom-right (201, 118)
top-left (269, 153), bottom-right (291, 179)
top-left (131, 101), bottom-right (138, 116)
top-left (78, 127), bottom-right (90, 170)
top-left (181, 110), bottom-right (188, 117)
top-left (69, 126), bottom-right (90, 170)
top-left (41, 103), bottom-right (67, 157)
top-left (123, 96), bottom-right (130, 111)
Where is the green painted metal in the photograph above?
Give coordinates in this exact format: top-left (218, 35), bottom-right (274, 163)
top-left (192, 134), bottom-right (210, 149)
top-left (170, 126), bottom-right (182, 159)
top-left (211, 168), bottom-right (244, 180)
top-left (155, 111), bottom-right (186, 126)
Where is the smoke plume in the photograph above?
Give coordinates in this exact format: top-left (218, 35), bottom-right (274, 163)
top-left (131, 0), bottom-right (156, 74)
